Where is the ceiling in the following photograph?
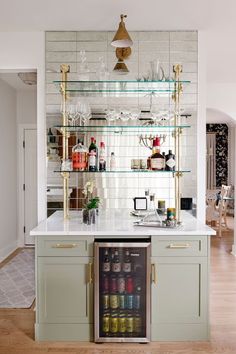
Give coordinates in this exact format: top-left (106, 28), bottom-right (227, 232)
top-left (0, 0), bottom-right (235, 83)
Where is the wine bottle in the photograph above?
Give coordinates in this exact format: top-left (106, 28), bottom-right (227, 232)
top-left (102, 248), bottom-right (110, 272)
top-left (112, 249), bottom-right (121, 272)
top-left (88, 137), bottom-right (98, 171)
top-left (123, 249), bottom-right (131, 272)
top-left (165, 149), bottom-right (176, 171)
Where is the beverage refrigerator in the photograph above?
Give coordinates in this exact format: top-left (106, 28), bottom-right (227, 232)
top-left (94, 241), bottom-right (151, 343)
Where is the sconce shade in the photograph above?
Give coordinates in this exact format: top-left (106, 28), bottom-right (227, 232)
top-left (111, 14), bottom-right (133, 48)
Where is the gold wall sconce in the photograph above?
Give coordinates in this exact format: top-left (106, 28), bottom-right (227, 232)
top-left (111, 15), bottom-right (133, 74)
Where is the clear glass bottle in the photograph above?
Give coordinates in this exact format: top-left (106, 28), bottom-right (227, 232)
top-left (99, 142), bottom-right (106, 171)
top-left (142, 193), bottom-right (162, 224)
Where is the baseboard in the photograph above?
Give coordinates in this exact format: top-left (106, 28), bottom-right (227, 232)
top-left (0, 241), bottom-right (18, 263)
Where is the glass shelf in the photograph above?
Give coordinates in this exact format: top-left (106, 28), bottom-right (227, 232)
top-left (53, 80), bottom-right (190, 96)
top-left (55, 124), bottom-right (191, 133)
top-left (55, 169), bottom-right (191, 174)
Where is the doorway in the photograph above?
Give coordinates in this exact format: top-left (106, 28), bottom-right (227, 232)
top-left (0, 71), bottom-right (37, 250)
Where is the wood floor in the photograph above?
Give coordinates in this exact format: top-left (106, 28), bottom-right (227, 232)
top-left (0, 228), bottom-right (236, 354)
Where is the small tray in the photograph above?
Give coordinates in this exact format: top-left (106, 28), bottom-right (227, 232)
top-left (133, 221), bottom-right (179, 229)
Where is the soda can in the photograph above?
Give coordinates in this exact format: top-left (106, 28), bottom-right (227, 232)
top-left (126, 315), bottom-right (134, 334)
top-left (126, 276), bottom-right (134, 294)
top-left (102, 294), bottom-right (109, 310)
top-left (110, 313), bottom-right (119, 334)
top-left (110, 275), bottom-right (117, 293)
top-left (134, 314), bottom-right (142, 334)
top-left (101, 274), bottom-right (109, 293)
top-left (126, 294), bottom-right (134, 310)
top-left (118, 314), bottom-right (126, 334)
top-left (117, 275), bottom-right (125, 293)
top-left (110, 295), bottom-right (119, 309)
top-left (134, 294), bottom-right (141, 310)
top-left (102, 313), bottom-right (110, 334)
top-left (118, 294), bottom-right (126, 310)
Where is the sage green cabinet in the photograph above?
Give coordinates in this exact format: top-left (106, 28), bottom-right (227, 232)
top-left (38, 256), bottom-right (93, 324)
top-left (151, 256), bottom-right (209, 340)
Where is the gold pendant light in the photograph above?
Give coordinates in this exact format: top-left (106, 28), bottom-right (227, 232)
top-left (111, 14), bottom-right (133, 48)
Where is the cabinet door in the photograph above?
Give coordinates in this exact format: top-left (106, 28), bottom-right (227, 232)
top-left (151, 257), bottom-right (208, 325)
top-left (37, 257), bottom-right (93, 324)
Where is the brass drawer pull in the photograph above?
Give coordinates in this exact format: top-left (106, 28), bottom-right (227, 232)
top-left (169, 243), bottom-right (190, 249)
top-left (51, 243), bottom-right (78, 249)
top-left (151, 263), bottom-right (157, 284)
top-left (88, 262), bottom-right (93, 284)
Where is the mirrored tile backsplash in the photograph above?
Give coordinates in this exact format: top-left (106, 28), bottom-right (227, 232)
top-left (46, 31), bottom-right (198, 215)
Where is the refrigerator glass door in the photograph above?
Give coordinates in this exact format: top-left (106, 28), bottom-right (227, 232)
top-left (94, 242), bottom-right (150, 342)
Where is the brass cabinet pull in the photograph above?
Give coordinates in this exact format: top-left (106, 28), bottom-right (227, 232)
top-left (88, 262), bottom-right (93, 284)
top-left (169, 243), bottom-right (190, 249)
top-left (51, 243), bottom-right (78, 249)
top-left (151, 263), bottom-right (157, 284)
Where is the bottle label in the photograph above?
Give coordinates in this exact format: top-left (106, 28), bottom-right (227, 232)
top-left (112, 263), bottom-right (121, 272)
top-left (151, 158), bottom-right (165, 170)
top-left (166, 158), bottom-right (175, 168)
top-left (89, 154), bottom-right (96, 167)
top-left (102, 262), bottom-right (110, 272)
top-left (123, 262), bottom-right (131, 272)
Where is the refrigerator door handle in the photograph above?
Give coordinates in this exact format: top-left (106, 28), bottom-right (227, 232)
top-left (87, 262), bottom-right (93, 284)
top-left (151, 263), bottom-right (157, 284)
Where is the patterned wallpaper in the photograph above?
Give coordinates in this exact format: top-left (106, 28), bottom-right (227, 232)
top-left (206, 124), bottom-right (228, 187)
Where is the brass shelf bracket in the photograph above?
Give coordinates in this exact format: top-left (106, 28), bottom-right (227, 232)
top-left (60, 64), bottom-right (70, 220)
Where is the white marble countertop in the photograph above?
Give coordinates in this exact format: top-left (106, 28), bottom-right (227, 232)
top-left (31, 210), bottom-right (216, 237)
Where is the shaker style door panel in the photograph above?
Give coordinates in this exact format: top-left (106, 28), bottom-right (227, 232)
top-left (38, 257), bottom-right (93, 324)
top-left (151, 257), bottom-right (208, 324)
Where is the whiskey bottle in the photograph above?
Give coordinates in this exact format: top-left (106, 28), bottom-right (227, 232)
top-left (150, 137), bottom-right (165, 170)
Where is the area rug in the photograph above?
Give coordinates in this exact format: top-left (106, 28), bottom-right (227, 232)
top-left (0, 248), bottom-right (35, 308)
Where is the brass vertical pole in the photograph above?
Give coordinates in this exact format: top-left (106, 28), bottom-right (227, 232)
top-left (60, 64), bottom-right (70, 219)
top-left (173, 64), bottom-right (183, 224)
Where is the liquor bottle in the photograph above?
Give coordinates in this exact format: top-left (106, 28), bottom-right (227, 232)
top-left (72, 139), bottom-right (88, 171)
top-left (122, 249), bottom-right (132, 272)
top-left (111, 249), bottom-right (121, 272)
top-left (99, 142), bottom-right (106, 171)
top-left (102, 248), bottom-right (110, 272)
top-left (162, 151), bottom-right (166, 170)
top-left (165, 149), bottom-right (176, 171)
top-left (150, 137), bottom-right (165, 170)
top-left (88, 137), bottom-right (98, 171)
top-left (109, 152), bottom-right (116, 171)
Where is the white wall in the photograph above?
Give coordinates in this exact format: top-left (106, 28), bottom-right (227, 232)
top-left (0, 31), bottom-right (46, 223)
top-left (17, 90), bottom-right (37, 124)
top-left (0, 79), bottom-right (17, 261)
